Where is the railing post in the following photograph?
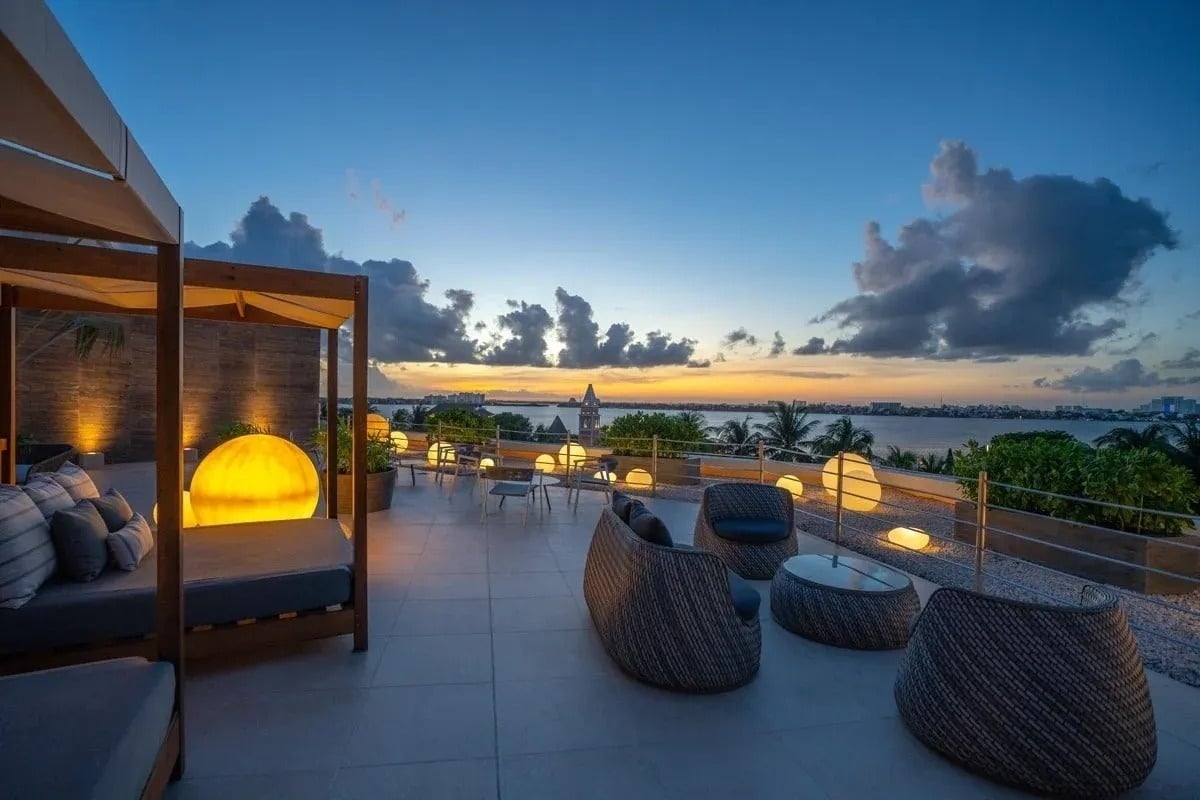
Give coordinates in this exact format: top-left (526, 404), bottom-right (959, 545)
top-left (495, 424), bottom-right (501, 463)
top-left (974, 470), bottom-right (988, 592)
top-left (651, 435), bottom-right (659, 496)
top-left (757, 440), bottom-right (765, 484)
top-left (834, 452), bottom-right (845, 549)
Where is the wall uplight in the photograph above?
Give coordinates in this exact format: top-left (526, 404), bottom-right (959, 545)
top-left (775, 474), bottom-right (804, 498)
top-left (887, 526), bottom-right (930, 550)
top-left (189, 434), bottom-right (320, 525)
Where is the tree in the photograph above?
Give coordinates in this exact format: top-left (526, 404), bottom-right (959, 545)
top-left (20, 312), bottom-right (125, 364)
top-left (602, 411), bottom-right (710, 457)
top-left (811, 416), bottom-right (875, 458)
top-left (753, 401), bottom-right (819, 461)
top-left (676, 410), bottom-right (708, 431)
top-left (917, 452), bottom-right (949, 474)
top-left (713, 416), bottom-right (761, 456)
top-left (490, 412), bottom-right (534, 441)
top-left (1093, 423), bottom-right (1170, 453)
top-left (881, 446), bottom-right (918, 470)
top-left (1165, 420), bottom-right (1200, 493)
top-left (410, 403), bottom-right (431, 428)
top-left (391, 407), bottom-right (413, 428)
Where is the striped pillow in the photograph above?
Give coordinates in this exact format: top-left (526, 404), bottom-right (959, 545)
top-left (0, 485), bottom-right (58, 608)
top-left (107, 513), bottom-right (154, 571)
top-left (49, 462), bottom-right (99, 502)
top-left (22, 475), bottom-right (75, 521)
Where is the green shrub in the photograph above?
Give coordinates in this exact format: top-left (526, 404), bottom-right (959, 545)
top-left (213, 421), bottom-right (271, 445)
top-left (601, 412), bottom-right (709, 457)
top-left (309, 422), bottom-right (393, 474)
top-left (954, 433), bottom-right (1197, 536)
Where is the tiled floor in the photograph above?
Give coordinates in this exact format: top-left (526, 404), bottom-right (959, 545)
top-left (91, 465), bottom-right (1200, 799)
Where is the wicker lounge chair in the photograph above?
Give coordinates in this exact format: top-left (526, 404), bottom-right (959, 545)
top-left (693, 482), bottom-right (797, 579)
top-left (583, 506), bottom-right (760, 692)
top-left (894, 586), bottom-right (1156, 799)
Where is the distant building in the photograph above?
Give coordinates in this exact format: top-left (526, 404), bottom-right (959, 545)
top-left (1139, 396), bottom-right (1197, 415)
top-left (423, 391), bottom-right (485, 406)
top-left (579, 384), bottom-right (600, 446)
top-left (546, 416), bottom-right (568, 438)
top-left (868, 401), bottom-right (902, 414)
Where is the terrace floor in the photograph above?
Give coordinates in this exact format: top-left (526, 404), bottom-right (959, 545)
top-left (91, 464), bottom-right (1200, 799)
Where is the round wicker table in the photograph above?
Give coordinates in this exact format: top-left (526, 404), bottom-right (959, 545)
top-left (770, 553), bottom-right (919, 649)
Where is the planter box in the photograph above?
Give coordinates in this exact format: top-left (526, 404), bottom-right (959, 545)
top-left (328, 468), bottom-right (397, 515)
top-left (953, 501), bottom-right (1200, 595)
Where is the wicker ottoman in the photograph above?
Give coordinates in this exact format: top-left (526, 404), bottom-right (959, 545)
top-left (770, 553), bottom-right (919, 649)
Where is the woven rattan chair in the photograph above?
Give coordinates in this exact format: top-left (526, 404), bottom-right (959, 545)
top-left (693, 483), bottom-right (797, 579)
top-left (894, 586), bottom-right (1156, 799)
top-left (583, 507), bottom-right (761, 692)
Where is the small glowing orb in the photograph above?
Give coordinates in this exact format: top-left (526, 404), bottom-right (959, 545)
top-left (840, 468), bottom-right (881, 512)
top-left (821, 453), bottom-right (873, 496)
top-left (535, 454), bottom-right (557, 472)
top-left (366, 413), bottom-right (390, 440)
top-left (189, 434), bottom-right (320, 525)
top-left (389, 430), bottom-right (409, 452)
top-left (152, 490), bottom-right (198, 528)
top-left (427, 442), bottom-right (456, 465)
top-left (775, 474), bottom-right (804, 498)
top-left (887, 526), bottom-right (930, 550)
top-left (558, 442), bottom-right (587, 466)
top-left (624, 468), bottom-right (653, 488)
top-left (480, 457), bottom-right (496, 468)
top-left (593, 470), bottom-right (617, 483)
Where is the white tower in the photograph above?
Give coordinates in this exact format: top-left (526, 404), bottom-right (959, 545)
top-left (579, 384), bottom-right (600, 446)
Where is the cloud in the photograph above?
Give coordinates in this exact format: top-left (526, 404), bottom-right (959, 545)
top-left (714, 352), bottom-right (727, 363)
top-left (817, 141), bottom-right (1177, 359)
top-left (974, 355), bottom-right (1016, 363)
top-left (722, 328), bottom-right (758, 349)
top-left (1033, 358), bottom-right (1200, 393)
top-left (1105, 332), bottom-right (1158, 356)
top-left (370, 179), bottom-right (406, 227)
top-left (1161, 348), bottom-right (1200, 370)
top-left (768, 331), bottom-right (786, 358)
top-left (553, 288), bottom-right (699, 368)
top-left (792, 336), bottom-right (828, 356)
top-left (482, 301), bottom-right (553, 366)
top-left (686, 359), bottom-right (712, 368)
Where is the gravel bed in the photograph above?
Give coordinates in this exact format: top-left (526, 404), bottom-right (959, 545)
top-left (641, 480), bottom-right (1200, 686)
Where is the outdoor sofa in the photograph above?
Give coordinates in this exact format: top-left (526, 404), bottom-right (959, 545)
top-left (583, 493), bottom-right (761, 692)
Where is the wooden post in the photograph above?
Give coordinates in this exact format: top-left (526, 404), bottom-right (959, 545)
top-left (834, 452), bottom-right (845, 550)
top-left (495, 424), bottom-right (501, 463)
top-left (0, 285), bottom-right (15, 484)
top-left (757, 440), bottom-right (765, 485)
top-left (325, 328), bottom-right (338, 519)
top-left (155, 226), bottom-right (186, 777)
top-left (651, 434), bottom-right (658, 496)
top-left (351, 277), bottom-right (369, 652)
top-left (974, 471), bottom-right (988, 592)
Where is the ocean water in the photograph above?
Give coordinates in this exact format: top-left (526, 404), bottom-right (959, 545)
top-left (374, 404), bottom-right (1151, 454)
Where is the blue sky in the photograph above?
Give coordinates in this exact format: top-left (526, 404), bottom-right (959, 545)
top-left (47, 0), bottom-right (1200, 405)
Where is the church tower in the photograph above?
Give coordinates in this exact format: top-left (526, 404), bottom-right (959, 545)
top-left (579, 384), bottom-right (600, 446)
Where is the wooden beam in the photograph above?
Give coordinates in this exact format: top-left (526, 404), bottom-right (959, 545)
top-left (0, 235), bottom-right (155, 281)
top-left (187, 258), bottom-right (356, 301)
top-left (325, 328), bottom-right (338, 519)
top-left (0, 197), bottom-right (162, 246)
top-left (155, 219), bottom-right (185, 778)
top-left (352, 277), bottom-right (368, 652)
top-left (233, 291), bottom-right (246, 318)
top-left (0, 284), bottom-right (15, 484)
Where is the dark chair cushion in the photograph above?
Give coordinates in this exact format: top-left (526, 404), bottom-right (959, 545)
top-left (712, 517), bottom-right (790, 544)
top-left (726, 569), bottom-right (761, 622)
top-left (88, 489), bottom-right (134, 533)
top-left (627, 505), bottom-right (673, 547)
top-left (50, 501), bottom-right (109, 582)
top-left (612, 492), bottom-right (639, 523)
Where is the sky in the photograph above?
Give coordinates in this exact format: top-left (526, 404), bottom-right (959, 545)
top-left (47, 0), bottom-right (1200, 408)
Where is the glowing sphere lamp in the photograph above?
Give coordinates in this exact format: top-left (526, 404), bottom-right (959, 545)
top-left (593, 470), bottom-right (617, 483)
top-left (189, 434), bottom-right (320, 525)
top-left (558, 442), bottom-right (587, 467)
top-left (624, 468), bottom-right (653, 488)
top-left (366, 413), bottom-right (390, 440)
top-left (152, 490), bottom-right (199, 529)
top-left (887, 526), bottom-right (930, 550)
top-left (389, 430), bottom-right (409, 452)
top-left (821, 453), bottom-right (873, 496)
top-left (535, 454), bottom-right (557, 473)
top-left (480, 457), bottom-right (496, 468)
top-left (427, 442), bottom-right (456, 465)
top-left (775, 474), bottom-right (804, 498)
top-left (840, 468), bottom-right (881, 512)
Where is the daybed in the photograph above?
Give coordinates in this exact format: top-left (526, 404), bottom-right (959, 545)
top-left (583, 494), bottom-right (761, 692)
top-left (0, 657), bottom-right (178, 799)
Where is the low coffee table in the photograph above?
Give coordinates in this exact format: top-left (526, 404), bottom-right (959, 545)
top-left (770, 553), bottom-right (919, 650)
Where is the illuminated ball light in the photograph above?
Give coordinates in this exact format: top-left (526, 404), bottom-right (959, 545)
top-left (624, 468), bottom-right (653, 488)
top-left (427, 442), bottom-right (456, 465)
top-left (840, 468), bottom-right (881, 512)
top-left (775, 474), bottom-right (804, 498)
top-left (480, 457), bottom-right (496, 468)
top-left (821, 453), bottom-right (872, 495)
top-left (152, 490), bottom-right (199, 529)
top-left (887, 526), bottom-right (930, 550)
top-left (389, 430), bottom-right (409, 452)
top-left (593, 470), bottom-right (617, 483)
top-left (535, 454), bottom-right (557, 473)
top-left (558, 442), bottom-right (587, 467)
top-left (366, 413), bottom-right (390, 440)
top-left (189, 434), bottom-right (320, 526)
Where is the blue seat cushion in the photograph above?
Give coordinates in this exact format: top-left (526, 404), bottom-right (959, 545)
top-left (712, 517), bottom-right (790, 544)
top-left (628, 505), bottom-right (672, 547)
top-left (726, 569), bottom-right (760, 621)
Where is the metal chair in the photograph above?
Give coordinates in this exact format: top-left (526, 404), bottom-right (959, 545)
top-left (480, 464), bottom-right (537, 525)
top-left (566, 455), bottom-right (619, 510)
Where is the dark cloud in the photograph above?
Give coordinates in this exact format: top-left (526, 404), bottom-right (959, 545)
top-left (1161, 348), bottom-right (1200, 370)
top-left (553, 288), bottom-right (699, 367)
top-left (974, 355), bottom-right (1016, 363)
top-left (817, 141), bottom-right (1177, 359)
top-left (483, 301), bottom-right (553, 366)
top-left (722, 328), bottom-right (758, 349)
top-left (792, 336), bottom-right (828, 356)
top-left (714, 352), bottom-right (727, 363)
top-left (1106, 332), bottom-right (1159, 356)
top-left (784, 370), bottom-right (850, 380)
top-left (768, 331), bottom-right (786, 358)
top-left (1034, 358), bottom-right (1200, 393)
top-left (686, 359), bottom-right (712, 368)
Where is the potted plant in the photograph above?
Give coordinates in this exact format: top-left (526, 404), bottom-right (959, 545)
top-left (311, 422), bottom-right (397, 513)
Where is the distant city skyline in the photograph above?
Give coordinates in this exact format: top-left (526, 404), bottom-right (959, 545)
top-left (49, 0), bottom-right (1200, 407)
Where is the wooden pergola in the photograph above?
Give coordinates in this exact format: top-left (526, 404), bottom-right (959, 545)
top-left (1, 1), bottom-right (371, 779)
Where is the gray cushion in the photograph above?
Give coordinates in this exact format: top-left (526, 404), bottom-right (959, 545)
top-left (50, 501), bottom-right (110, 582)
top-left (49, 462), bottom-right (99, 502)
top-left (21, 475), bottom-right (74, 521)
top-left (712, 517), bottom-right (790, 544)
top-left (88, 488), bottom-right (134, 533)
top-left (726, 569), bottom-right (761, 622)
top-left (0, 485), bottom-right (57, 608)
top-left (612, 492), bottom-right (638, 523)
top-left (0, 657), bottom-right (174, 800)
top-left (0, 518), bottom-right (353, 652)
top-left (628, 505), bottom-right (673, 547)
top-left (107, 513), bottom-right (154, 571)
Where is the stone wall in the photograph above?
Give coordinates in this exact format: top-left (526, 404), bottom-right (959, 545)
top-left (15, 310), bottom-right (320, 462)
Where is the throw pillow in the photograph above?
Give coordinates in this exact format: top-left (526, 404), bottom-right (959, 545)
top-left (0, 485), bottom-right (57, 608)
top-left (628, 504), bottom-right (673, 547)
top-left (612, 492), bottom-right (638, 523)
top-left (22, 475), bottom-right (75, 521)
top-left (107, 513), bottom-right (154, 571)
top-left (50, 500), bottom-right (109, 582)
top-left (49, 462), bottom-right (100, 502)
top-left (87, 488), bottom-right (134, 533)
